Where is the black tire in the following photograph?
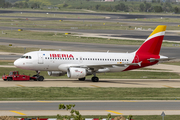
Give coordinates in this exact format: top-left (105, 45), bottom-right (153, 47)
top-left (7, 77), bottom-right (12, 81)
top-left (37, 76), bottom-right (44, 81)
top-left (91, 77), bottom-right (99, 82)
top-left (3, 79), bottom-right (7, 81)
top-left (32, 75), bottom-right (39, 81)
top-left (79, 77), bottom-right (86, 81)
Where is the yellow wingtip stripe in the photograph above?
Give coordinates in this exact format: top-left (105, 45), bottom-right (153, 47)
top-left (148, 25), bottom-right (166, 38)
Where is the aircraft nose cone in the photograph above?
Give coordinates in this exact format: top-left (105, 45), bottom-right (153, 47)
top-left (14, 59), bottom-right (21, 67)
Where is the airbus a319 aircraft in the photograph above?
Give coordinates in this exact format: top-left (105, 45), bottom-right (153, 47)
top-left (14, 25), bottom-right (172, 82)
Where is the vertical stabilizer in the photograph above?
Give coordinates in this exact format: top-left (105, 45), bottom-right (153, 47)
top-left (136, 25), bottom-right (166, 55)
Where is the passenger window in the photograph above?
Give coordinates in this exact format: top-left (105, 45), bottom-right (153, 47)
top-left (29, 56), bottom-right (32, 59)
top-left (26, 56), bottom-right (28, 59)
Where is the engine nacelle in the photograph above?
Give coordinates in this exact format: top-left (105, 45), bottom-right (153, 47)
top-left (47, 71), bottom-right (65, 76)
top-left (67, 68), bottom-right (86, 79)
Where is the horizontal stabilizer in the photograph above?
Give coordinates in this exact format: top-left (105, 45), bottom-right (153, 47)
top-left (147, 57), bottom-right (175, 62)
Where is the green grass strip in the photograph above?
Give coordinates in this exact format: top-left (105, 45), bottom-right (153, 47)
top-left (0, 87), bottom-right (180, 100)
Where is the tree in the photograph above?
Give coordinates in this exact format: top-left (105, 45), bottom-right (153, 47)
top-left (139, 3), bottom-right (145, 12)
top-left (115, 3), bottom-right (126, 11)
top-left (119, 3), bottom-right (126, 11)
top-left (145, 3), bottom-right (151, 12)
top-left (63, 3), bottom-right (68, 7)
top-left (174, 6), bottom-right (179, 13)
top-left (95, 4), bottom-right (100, 10)
top-left (154, 6), bottom-right (163, 12)
top-left (162, 2), bottom-right (172, 12)
top-left (0, 0), bottom-right (5, 8)
top-left (30, 3), bottom-right (40, 9)
top-left (4, 2), bottom-right (12, 8)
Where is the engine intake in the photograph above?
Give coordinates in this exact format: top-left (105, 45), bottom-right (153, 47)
top-left (67, 68), bottom-right (86, 79)
top-left (47, 71), bottom-right (65, 76)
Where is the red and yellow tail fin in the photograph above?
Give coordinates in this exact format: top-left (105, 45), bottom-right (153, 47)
top-left (136, 25), bottom-right (166, 55)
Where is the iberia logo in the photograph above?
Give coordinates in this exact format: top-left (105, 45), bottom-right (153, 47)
top-left (50, 54), bottom-right (74, 58)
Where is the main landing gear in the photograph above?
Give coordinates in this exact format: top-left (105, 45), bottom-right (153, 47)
top-left (91, 76), bottom-right (99, 82)
top-left (91, 72), bottom-right (99, 82)
top-left (78, 73), bottom-right (99, 82)
top-left (33, 71), bottom-right (44, 81)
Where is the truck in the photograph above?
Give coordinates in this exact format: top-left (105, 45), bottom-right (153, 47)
top-left (2, 71), bottom-right (44, 81)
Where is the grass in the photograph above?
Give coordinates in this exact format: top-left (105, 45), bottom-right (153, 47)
top-left (14, 115), bottom-right (180, 120)
top-left (0, 87), bottom-right (180, 100)
top-left (162, 61), bottom-right (180, 66)
top-left (0, 13), bottom-right (105, 19)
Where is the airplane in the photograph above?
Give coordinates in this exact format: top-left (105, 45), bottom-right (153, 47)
top-left (14, 25), bottom-right (173, 82)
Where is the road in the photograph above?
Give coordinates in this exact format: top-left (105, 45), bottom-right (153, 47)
top-left (0, 101), bottom-right (180, 116)
top-left (0, 78), bottom-right (179, 88)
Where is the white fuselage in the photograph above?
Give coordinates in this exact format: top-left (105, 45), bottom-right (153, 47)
top-left (14, 51), bottom-right (136, 73)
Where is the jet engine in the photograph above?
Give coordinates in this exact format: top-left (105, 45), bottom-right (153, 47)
top-left (47, 71), bottom-right (65, 76)
top-left (67, 68), bottom-right (87, 79)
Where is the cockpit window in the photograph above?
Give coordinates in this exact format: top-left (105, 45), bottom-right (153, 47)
top-left (21, 56), bottom-right (32, 59)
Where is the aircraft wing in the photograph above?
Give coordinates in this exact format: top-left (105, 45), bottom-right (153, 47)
top-left (69, 61), bottom-right (142, 70)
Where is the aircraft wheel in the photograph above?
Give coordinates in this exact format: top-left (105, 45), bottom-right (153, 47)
top-left (79, 77), bottom-right (86, 81)
top-left (37, 76), bottom-right (44, 81)
top-left (91, 77), bottom-right (99, 82)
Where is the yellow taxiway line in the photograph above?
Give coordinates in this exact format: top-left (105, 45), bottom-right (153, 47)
top-left (37, 101), bottom-right (52, 103)
top-left (16, 84), bottom-right (25, 87)
top-left (10, 111), bottom-right (26, 115)
top-left (120, 100), bottom-right (137, 102)
top-left (106, 110), bottom-right (123, 115)
top-left (163, 85), bottom-right (174, 88)
top-left (90, 85), bottom-right (100, 88)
